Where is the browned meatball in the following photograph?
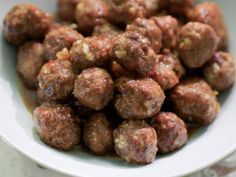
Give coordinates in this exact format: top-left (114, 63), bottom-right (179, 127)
top-left (188, 2), bottom-right (228, 50)
top-left (177, 22), bottom-right (219, 68)
top-left (33, 102), bottom-right (80, 151)
top-left (114, 120), bottom-right (157, 164)
top-left (171, 78), bottom-right (220, 125)
top-left (70, 36), bottom-right (112, 72)
top-left (44, 26), bottom-right (83, 60)
top-left (115, 78), bottom-right (165, 119)
top-left (203, 52), bottom-right (235, 91)
top-left (159, 0), bottom-right (194, 16)
top-left (147, 52), bottom-right (185, 90)
top-left (73, 68), bottom-right (114, 110)
top-left (75, 0), bottom-right (108, 33)
top-left (151, 112), bottom-right (188, 153)
top-left (37, 60), bottom-right (76, 102)
top-left (92, 22), bottom-right (122, 38)
top-left (17, 42), bottom-right (45, 88)
top-left (126, 18), bottom-right (163, 54)
top-left (111, 31), bottom-right (157, 76)
top-left (83, 113), bottom-right (114, 155)
top-left (107, 0), bottom-right (147, 24)
top-left (58, 0), bottom-right (80, 22)
top-left (152, 15), bottom-right (179, 49)
top-left (3, 4), bottom-right (51, 45)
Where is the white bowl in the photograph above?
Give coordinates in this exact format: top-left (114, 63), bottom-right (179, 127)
top-left (0, 0), bottom-right (236, 177)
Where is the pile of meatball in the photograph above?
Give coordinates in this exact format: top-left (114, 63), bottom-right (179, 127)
top-left (3, 0), bottom-right (235, 165)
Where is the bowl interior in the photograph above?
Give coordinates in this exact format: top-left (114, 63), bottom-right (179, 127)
top-left (0, 0), bottom-right (236, 177)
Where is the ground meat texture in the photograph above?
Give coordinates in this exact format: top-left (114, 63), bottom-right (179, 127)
top-left (3, 4), bottom-right (51, 45)
top-left (83, 113), bottom-right (114, 155)
top-left (110, 61), bottom-right (133, 78)
top-left (147, 53), bottom-right (182, 90)
top-left (17, 42), bottom-right (45, 88)
top-left (152, 15), bottom-right (179, 49)
top-left (33, 103), bottom-right (80, 151)
top-left (75, 0), bottom-right (108, 33)
top-left (203, 52), bottom-right (235, 92)
top-left (151, 112), bottom-right (188, 153)
top-left (115, 78), bottom-right (165, 119)
top-left (92, 22), bottom-right (121, 38)
top-left (37, 60), bottom-right (76, 102)
top-left (159, 0), bottom-right (194, 16)
top-left (111, 31), bottom-right (157, 76)
top-left (107, 0), bottom-right (147, 24)
top-left (58, 0), bottom-right (79, 22)
top-left (113, 120), bottom-right (157, 164)
top-left (44, 26), bottom-right (83, 60)
top-left (171, 78), bottom-right (220, 125)
top-left (188, 2), bottom-right (228, 50)
top-left (126, 18), bottom-right (163, 54)
top-left (177, 22), bottom-right (219, 68)
top-left (70, 36), bottom-right (112, 72)
top-left (73, 68), bottom-right (114, 110)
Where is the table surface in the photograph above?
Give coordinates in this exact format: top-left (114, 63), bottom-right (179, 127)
top-left (1, 139), bottom-right (236, 177)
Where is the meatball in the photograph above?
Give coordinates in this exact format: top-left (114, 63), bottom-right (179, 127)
top-left (152, 15), bottom-right (179, 49)
top-left (17, 42), bottom-right (45, 88)
top-left (57, 0), bottom-right (79, 22)
top-left (115, 78), bottom-right (165, 119)
top-left (33, 102), bottom-right (80, 150)
top-left (70, 36), bottom-right (112, 72)
top-left (107, 0), bottom-right (147, 24)
top-left (147, 54), bottom-right (180, 90)
top-left (177, 22), bottom-right (219, 68)
top-left (3, 4), bottom-right (51, 45)
top-left (113, 120), bottom-right (157, 164)
top-left (92, 22), bottom-right (121, 38)
top-left (159, 0), bottom-right (194, 16)
top-left (37, 60), bottom-right (76, 102)
top-left (75, 0), bottom-right (108, 33)
top-left (44, 26), bottom-right (83, 60)
top-left (73, 68), bottom-right (114, 110)
top-left (126, 18), bottom-right (163, 54)
top-left (203, 52), bottom-right (235, 91)
top-left (188, 2), bottom-right (228, 50)
top-left (171, 78), bottom-right (220, 125)
top-left (83, 113), bottom-right (114, 155)
top-left (111, 31), bottom-right (157, 76)
top-left (151, 112), bottom-right (188, 153)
